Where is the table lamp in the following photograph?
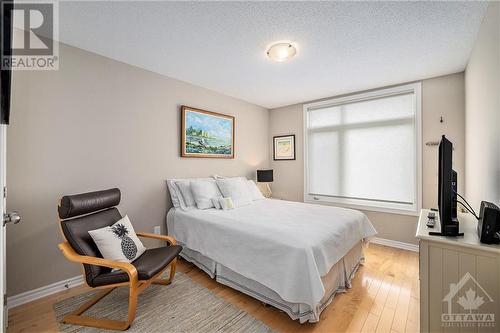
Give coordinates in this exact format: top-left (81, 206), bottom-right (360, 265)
top-left (257, 169), bottom-right (273, 198)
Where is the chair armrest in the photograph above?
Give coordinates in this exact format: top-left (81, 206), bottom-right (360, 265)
top-left (58, 242), bottom-right (138, 283)
top-left (136, 232), bottom-right (177, 246)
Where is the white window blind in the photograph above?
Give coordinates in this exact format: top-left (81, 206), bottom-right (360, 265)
top-left (304, 83), bottom-right (421, 214)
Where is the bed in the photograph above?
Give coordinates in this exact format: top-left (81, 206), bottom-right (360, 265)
top-left (166, 197), bottom-right (377, 323)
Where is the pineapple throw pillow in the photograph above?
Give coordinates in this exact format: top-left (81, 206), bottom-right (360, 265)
top-left (88, 215), bottom-right (146, 263)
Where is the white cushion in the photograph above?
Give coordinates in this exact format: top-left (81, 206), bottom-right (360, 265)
top-left (191, 180), bottom-right (222, 209)
top-left (247, 180), bottom-right (265, 201)
top-left (216, 177), bottom-right (253, 207)
top-left (175, 181), bottom-right (196, 210)
top-left (166, 180), bottom-right (182, 208)
top-left (88, 215), bottom-right (146, 263)
top-left (219, 197), bottom-right (235, 210)
top-left (167, 178), bottom-right (214, 210)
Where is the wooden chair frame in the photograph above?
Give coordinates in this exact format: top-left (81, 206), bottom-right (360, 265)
top-left (58, 232), bottom-right (177, 331)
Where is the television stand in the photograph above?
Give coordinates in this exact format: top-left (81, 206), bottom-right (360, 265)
top-left (427, 215), bottom-right (464, 237)
top-left (428, 231), bottom-right (464, 237)
top-left (416, 209), bottom-right (500, 332)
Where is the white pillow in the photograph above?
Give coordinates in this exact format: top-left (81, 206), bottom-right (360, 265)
top-left (175, 181), bottom-right (196, 210)
top-left (219, 197), bottom-right (235, 210)
top-left (88, 215), bottom-right (146, 263)
top-left (212, 197), bottom-right (222, 209)
top-left (167, 178), bottom-right (214, 210)
top-left (191, 180), bottom-right (222, 209)
top-left (166, 180), bottom-right (182, 208)
top-left (247, 180), bottom-right (265, 201)
top-left (216, 178), bottom-right (253, 207)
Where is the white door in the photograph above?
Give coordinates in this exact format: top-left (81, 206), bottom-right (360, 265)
top-left (0, 124), bottom-right (19, 331)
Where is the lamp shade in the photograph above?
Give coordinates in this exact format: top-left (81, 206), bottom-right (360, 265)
top-left (257, 169), bottom-right (273, 183)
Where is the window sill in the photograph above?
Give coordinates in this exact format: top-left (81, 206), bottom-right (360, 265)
top-left (303, 195), bottom-right (420, 216)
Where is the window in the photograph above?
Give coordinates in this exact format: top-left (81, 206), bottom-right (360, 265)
top-left (304, 83), bottom-right (421, 215)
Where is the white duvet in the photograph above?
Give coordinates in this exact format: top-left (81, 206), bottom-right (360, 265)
top-left (168, 199), bottom-right (376, 309)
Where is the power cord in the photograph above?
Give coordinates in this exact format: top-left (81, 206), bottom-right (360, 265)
top-left (455, 191), bottom-right (476, 214)
top-left (456, 201), bottom-right (479, 220)
top-left (453, 190), bottom-right (479, 220)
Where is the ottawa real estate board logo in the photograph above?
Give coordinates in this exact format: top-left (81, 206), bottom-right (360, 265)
top-left (442, 272), bottom-right (495, 328)
top-left (1, 0), bottom-right (59, 70)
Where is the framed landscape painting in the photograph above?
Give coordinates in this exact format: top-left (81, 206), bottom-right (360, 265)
top-left (273, 134), bottom-right (295, 160)
top-left (181, 106), bottom-right (235, 158)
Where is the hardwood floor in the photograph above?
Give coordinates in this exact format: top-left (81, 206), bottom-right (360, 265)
top-left (7, 244), bottom-right (419, 333)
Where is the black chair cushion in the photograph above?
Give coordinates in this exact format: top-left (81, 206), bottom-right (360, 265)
top-left (59, 188), bottom-right (121, 219)
top-left (61, 208), bottom-right (123, 283)
top-left (91, 245), bottom-right (182, 287)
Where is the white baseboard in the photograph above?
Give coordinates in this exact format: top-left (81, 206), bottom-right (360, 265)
top-left (7, 275), bottom-right (83, 309)
top-left (370, 237), bottom-right (419, 252)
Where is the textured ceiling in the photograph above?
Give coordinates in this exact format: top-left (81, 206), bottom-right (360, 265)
top-left (56, 1), bottom-right (488, 109)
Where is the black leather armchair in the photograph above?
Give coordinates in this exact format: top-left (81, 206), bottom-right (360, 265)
top-left (57, 188), bottom-right (181, 331)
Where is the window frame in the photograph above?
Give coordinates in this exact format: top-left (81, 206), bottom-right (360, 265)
top-left (303, 82), bottom-right (422, 216)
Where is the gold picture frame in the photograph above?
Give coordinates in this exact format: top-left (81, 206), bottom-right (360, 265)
top-left (181, 106), bottom-right (235, 158)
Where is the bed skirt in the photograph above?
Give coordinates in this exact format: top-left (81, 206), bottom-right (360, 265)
top-left (177, 241), bottom-right (364, 323)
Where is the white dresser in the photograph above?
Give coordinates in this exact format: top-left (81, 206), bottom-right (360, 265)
top-left (416, 209), bottom-right (500, 332)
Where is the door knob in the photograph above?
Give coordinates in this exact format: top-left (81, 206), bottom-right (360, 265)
top-left (3, 211), bottom-right (21, 226)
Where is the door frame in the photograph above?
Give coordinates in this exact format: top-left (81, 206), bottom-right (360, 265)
top-left (0, 124), bottom-right (7, 330)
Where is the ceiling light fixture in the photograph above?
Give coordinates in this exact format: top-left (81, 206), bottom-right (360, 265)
top-left (266, 42), bottom-right (297, 62)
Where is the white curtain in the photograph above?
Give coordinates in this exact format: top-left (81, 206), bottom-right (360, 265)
top-left (306, 93), bottom-right (416, 205)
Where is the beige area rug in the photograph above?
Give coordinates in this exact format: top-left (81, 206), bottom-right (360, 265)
top-left (54, 272), bottom-right (276, 332)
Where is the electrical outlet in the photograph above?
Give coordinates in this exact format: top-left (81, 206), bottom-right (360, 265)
top-left (153, 225), bottom-right (161, 235)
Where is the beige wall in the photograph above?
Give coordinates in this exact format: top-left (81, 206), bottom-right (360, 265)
top-left (465, 2), bottom-right (500, 212)
top-left (7, 41), bottom-right (269, 295)
top-left (270, 73), bottom-right (465, 245)
top-left (7, 23), bottom-right (479, 296)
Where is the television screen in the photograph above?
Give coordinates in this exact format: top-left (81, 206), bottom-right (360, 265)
top-left (438, 135), bottom-right (461, 236)
top-left (438, 135), bottom-right (453, 226)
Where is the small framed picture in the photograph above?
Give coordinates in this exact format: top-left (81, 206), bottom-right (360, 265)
top-left (273, 134), bottom-right (295, 160)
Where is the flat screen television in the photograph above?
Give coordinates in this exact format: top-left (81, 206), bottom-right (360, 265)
top-left (435, 135), bottom-right (462, 236)
top-left (0, 0), bottom-right (13, 124)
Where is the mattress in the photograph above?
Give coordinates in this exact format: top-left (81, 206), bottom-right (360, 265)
top-left (166, 199), bottom-right (376, 321)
